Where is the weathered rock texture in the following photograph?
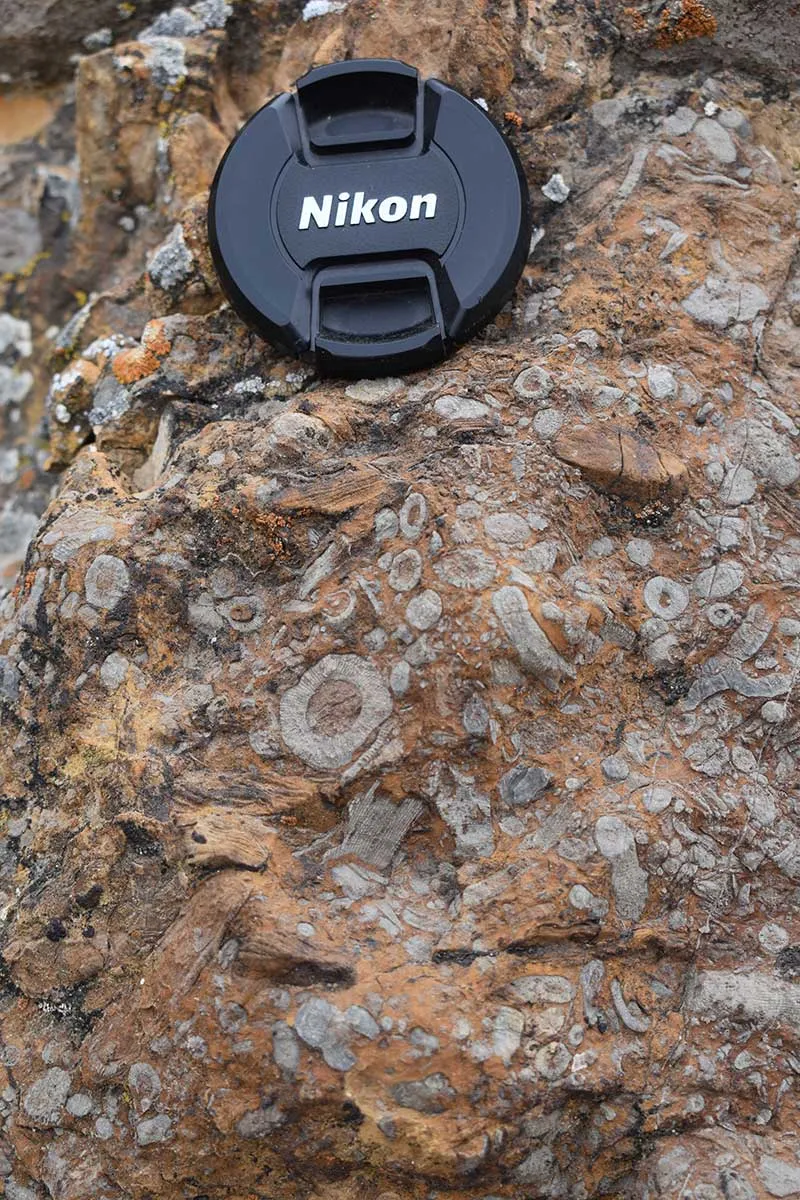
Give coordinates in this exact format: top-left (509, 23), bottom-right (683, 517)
top-left (1, 1), bottom-right (800, 1197)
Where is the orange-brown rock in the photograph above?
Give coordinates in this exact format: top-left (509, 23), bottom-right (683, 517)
top-left (1, 1), bottom-right (800, 1198)
top-left (553, 423), bottom-right (688, 501)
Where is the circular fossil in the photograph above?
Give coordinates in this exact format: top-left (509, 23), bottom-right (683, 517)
top-left (279, 654), bottom-right (393, 770)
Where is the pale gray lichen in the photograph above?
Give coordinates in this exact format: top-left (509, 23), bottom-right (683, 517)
top-left (147, 223), bottom-right (193, 291)
top-left (88, 375), bottom-right (131, 427)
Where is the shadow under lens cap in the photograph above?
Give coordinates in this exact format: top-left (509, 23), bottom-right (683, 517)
top-left (208, 58), bottom-right (531, 377)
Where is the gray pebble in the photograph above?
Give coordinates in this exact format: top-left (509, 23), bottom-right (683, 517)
top-left (601, 754), bottom-right (629, 781)
top-left (434, 395), bottom-right (490, 421)
top-left (484, 512), bottom-right (530, 545)
top-left (683, 275), bottom-right (769, 330)
top-left (389, 548), bottom-right (422, 592)
top-left (389, 661), bottom-right (412, 696)
top-left (647, 364), bottom-right (677, 400)
top-left (663, 106), bottom-right (698, 136)
top-left (513, 365), bottom-right (553, 402)
top-left (406, 589), bottom-right (442, 631)
top-left (135, 1114), bottom-right (172, 1145)
top-left (626, 538), bottom-right (653, 567)
top-left (499, 764), bottom-right (553, 807)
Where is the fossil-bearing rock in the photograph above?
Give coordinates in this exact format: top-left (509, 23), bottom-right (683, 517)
top-left (1, 0), bottom-right (800, 1197)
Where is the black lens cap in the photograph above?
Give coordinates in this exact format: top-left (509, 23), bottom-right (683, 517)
top-left (208, 59), bottom-right (531, 377)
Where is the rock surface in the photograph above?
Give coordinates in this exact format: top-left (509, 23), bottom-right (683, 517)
top-left (1, 1), bottom-right (800, 1197)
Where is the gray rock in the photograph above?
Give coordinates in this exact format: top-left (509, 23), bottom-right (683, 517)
top-left (647, 364), bottom-right (677, 400)
top-left (626, 538), bottom-right (653, 567)
top-left (66, 1093), bottom-right (93, 1118)
top-left (389, 548), bottom-right (422, 592)
top-left (434, 395), bottom-right (490, 421)
top-left (345, 1005), bottom-right (380, 1040)
top-left (390, 1074), bottom-right (454, 1114)
top-left (601, 755), bottom-right (629, 781)
top-left (719, 464), bottom-right (757, 505)
top-left (663, 106), bottom-right (698, 136)
top-left (127, 1063), bottom-right (161, 1112)
top-left (594, 816), bottom-right (649, 922)
top-left (280, 654), bottom-right (392, 770)
top-left (435, 548), bottom-right (497, 590)
top-left (235, 1104), bottom-right (285, 1138)
top-left (499, 764), bottom-right (553, 807)
top-left (694, 561), bottom-right (744, 599)
top-left (405, 589), bottom-right (442, 631)
top-left (513, 365), bottom-right (553, 402)
top-left (272, 1021), bottom-right (300, 1075)
top-left (694, 117), bottom-right (738, 163)
top-left (542, 173), bottom-right (570, 203)
top-left (513, 1146), bottom-right (558, 1187)
top-left (510, 974), bottom-right (574, 1004)
top-left (433, 763), bottom-right (494, 859)
top-left (719, 107), bottom-right (752, 137)
top-left (294, 998), bottom-right (338, 1049)
top-left (135, 1114), bottom-right (172, 1145)
top-left (484, 512), bottom-right (530, 545)
top-left (591, 97), bottom-right (627, 128)
top-left (643, 576), bottom-right (689, 620)
top-left (762, 1161), bottom-right (800, 1200)
top-left (682, 275), bottom-right (770, 329)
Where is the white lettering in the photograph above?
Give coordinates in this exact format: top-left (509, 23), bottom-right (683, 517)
top-left (335, 192), bottom-right (350, 227)
top-left (409, 192), bottom-right (437, 220)
top-left (378, 195), bottom-right (408, 222)
top-left (350, 191), bottom-right (377, 224)
top-left (299, 194), bottom-right (333, 230)
top-left (298, 192), bottom-right (438, 230)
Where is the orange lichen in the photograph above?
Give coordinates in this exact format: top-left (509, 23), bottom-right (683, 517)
top-left (656, 0), bottom-right (717, 47)
top-left (623, 5), bottom-right (647, 32)
top-left (503, 110), bottom-right (523, 127)
top-left (141, 318), bottom-right (172, 358)
top-left (112, 345), bottom-right (159, 384)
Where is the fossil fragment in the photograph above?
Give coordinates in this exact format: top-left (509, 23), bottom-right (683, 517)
top-left (491, 586), bottom-right (574, 690)
top-left (594, 815), bottom-right (649, 922)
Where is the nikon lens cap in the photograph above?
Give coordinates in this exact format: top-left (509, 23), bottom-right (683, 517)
top-left (208, 59), bottom-right (531, 377)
